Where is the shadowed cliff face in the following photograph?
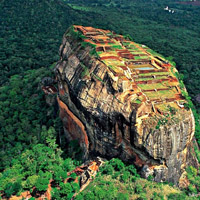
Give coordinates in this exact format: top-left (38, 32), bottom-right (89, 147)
top-left (54, 25), bottom-right (198, 185)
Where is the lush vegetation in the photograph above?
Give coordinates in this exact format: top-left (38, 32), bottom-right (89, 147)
top-left (0, 130), bottom-right (81, 199)
top-left (76, 158), bottom-right (200, 200)
top-left (0, 0), bottom-right (200, 199)
top-left (0, 66), bottom-right (58, 170)
top-left (1, 153), bottom-right (200, 199)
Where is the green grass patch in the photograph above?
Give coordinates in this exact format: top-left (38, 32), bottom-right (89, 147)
top-left (81, 67), bottom-right (90, 78)
top-left (130, 52), bottom-right (144, 55)
top-left (136, 77), bottom-right (154, 81)
top-left (134, 56), bottom-right (149, 60)
top-left (146, 49), bottom-right (165, 58)
top-left (122, 42), bottom-right (131, 46)
top-left (108, 65), bottom-right (117, 70)
top-left (134, 99), bottom-right (142, 104)
top-left (139, 56), bottom-right (149, 59)
top-left (136, 75), bottom-right (168, 81)
top-left (157, 90), bottom-right (176, 98)
top-left (111, 45), bottom-right (123, 49)
top-left (106, 32), bottom-right (114, 37)
top-left (143, 91), bottom-right (159, 99)
top-left (80, 62), bottom-right (90, 78)
top-left (97, 51), bottom-right (103, 55)
top-left (128, 44), bottom-right (138, 49)
top-left (138, 83), bottom-right (167, 90)
top-left (139, 72), bottom-right (169, 77)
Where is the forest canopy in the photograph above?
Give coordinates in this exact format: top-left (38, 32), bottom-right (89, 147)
top-left (0, 0), bottom-right (200, 199)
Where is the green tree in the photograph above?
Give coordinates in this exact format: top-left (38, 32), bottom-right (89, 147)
top-left (35, 171), bottom-right (52, 192)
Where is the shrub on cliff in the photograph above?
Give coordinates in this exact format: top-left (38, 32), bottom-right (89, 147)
top-left (99, 162), bottom-right (114, 175)
top-left (109, 158), bottom-right (125, 171)
top-left (99, 158), bottom-right (129, 176)
top-left (186, 166), bottom-right (200, 195)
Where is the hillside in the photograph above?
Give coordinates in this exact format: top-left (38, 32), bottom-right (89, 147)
top-left (0, 0), bottom-right (65, 83)
top-left (0, 0), bottom-right (86, 84)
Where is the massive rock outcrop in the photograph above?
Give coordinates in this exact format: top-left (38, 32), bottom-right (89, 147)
top-left (54, 25), bottom-right (198, 184)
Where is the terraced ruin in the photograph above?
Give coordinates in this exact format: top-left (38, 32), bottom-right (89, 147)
top-left (72, 25), bottom-right (185, 115)
top-left (55, 25), bottom-right (198, 184)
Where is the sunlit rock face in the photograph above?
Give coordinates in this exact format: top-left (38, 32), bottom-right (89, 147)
top-left (55, 25), bottom-right (198, 185)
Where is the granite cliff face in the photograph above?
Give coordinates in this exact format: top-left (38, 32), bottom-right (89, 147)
top-left (54, 25), bottom-right (198, 185)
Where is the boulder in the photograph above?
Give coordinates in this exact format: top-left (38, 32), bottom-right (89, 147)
top-left (54, 25), bottom-right (198, 184)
